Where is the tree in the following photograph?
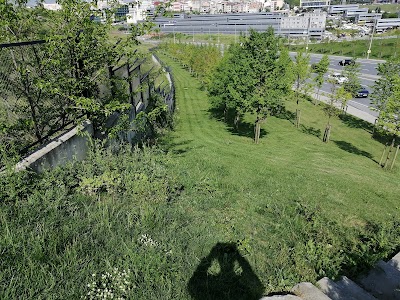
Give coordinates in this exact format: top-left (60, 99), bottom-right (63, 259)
top-left (293, 50), bottom-right (312, 127)
top-left (312, 54), bottom-right (330, 105)
top-left (209, 29), bottom-right (294, 143)
top-left (371, 57), bottom-right (400, 125)
top-left (342, 60), bottom-right (361, 103)
top-left (376, 75), bottom-right (400, 169)
top-left (322, 79), bottom-right (351, 143)
top-left (0, 0), bottom-right (156, 160)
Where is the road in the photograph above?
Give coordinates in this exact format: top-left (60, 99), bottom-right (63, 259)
top-left (291, 52), bottom-right (384, 121)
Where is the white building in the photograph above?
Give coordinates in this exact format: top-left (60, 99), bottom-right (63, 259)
top-left (376, 18), bottom-right (400, 31)
top-left (43, 3), bottom-right (62, 10)
top-left (300, 0), bottom-right (330, 9)
top-left (329, 4), bottom-right (359, 14)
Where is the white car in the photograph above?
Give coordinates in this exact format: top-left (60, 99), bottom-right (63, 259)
top-left (329, 73), bottom-right (348, 84)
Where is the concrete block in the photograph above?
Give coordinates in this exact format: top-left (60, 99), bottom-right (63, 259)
top-left (388, 252), bottom-right (400, 272)
top-left (358, 260), bottom-right (400, 300)
top-left (335, 276), bottom-right (376, 300)
top-left (259, 295), bottom-right (302, 300)
top-left (317, 277), bottom-right (357, 300)
top-left (291, 282), bottom-right (332, 300)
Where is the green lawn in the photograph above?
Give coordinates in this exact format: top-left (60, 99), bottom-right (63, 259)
top-left (1, 50), bottom-right (400, 299)
top-left (362, 3), bottom-right (400, 13)
top-left (158, 52), bottom-right (400, 293)
top-left (289, 37), bottom-right (400, 59)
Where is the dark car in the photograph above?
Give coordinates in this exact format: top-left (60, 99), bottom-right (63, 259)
top-left (355, 86), bottom-right (369, 98)
top-left (338, 59), bottom-right (355, 66)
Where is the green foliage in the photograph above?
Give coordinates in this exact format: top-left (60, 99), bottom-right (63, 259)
top-left (342, 60), bottom-right (362, 97)
top-left (132, 94), bottom-right (173, 143)
top-left (0, 145), bottom-right (185, 299)
top-left (313, 54), bottom-right (330, 89)
top-left (372, 57), bottom-right (400, 137)
top-left (208, 29), bottom-right (294, 142)
top-left (161, 42), bottom-right (222, 87)
top-left (0, 0), bottom-right (157, 162)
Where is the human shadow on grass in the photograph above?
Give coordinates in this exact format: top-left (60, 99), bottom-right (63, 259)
top-left (339, 114), bottom-right (374, 133)
top-left (333, 140), bottom-right (376, 162)
top-left (300, 124), bottom-right (321, 138)
top-left (188, 242), bottom-right (264, 300)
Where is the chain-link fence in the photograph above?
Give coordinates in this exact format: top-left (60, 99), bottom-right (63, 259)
top-left (0, 40), bottom-right (79, 156)
top-left (0, 40), bottom-right (175, 166)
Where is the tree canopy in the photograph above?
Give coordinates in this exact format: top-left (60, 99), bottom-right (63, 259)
top-left (209, 28), bottom-right (294, 143)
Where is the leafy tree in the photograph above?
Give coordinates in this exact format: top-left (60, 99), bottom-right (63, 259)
top-left (371, 57), bottom-right (400, 123)
top-left (209, 29), bottom-right (294, 143)
top-left (312, 54), bottom-right (330, 105)
top-left (323, 79), bottom-right (351, 143)
top-left (342, 60), bottom-right (361, 100)
top-left (0, 0), bottom-right (157, 161)
top-left (377, 75), bottom-right (400, 169)
top-left (293, 50), bottom-right (312, 127)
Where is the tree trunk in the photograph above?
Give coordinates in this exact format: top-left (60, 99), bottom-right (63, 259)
top-left (379, 143), bottom-right (388, 167)
top-left (383, 136), bottom-right (396, 168)
top-left (234, 113), bottom-right (240, 130)
top-left (390, 145), bottom-right (399, 170)
top-left (296, 109), bottom-right (301, 128)
top-left (314, 86), bottom-right (321, 105)
top-left (323, 123), bottom-right (332, 143)
top-left (254, 119), bottom-right (261, 144)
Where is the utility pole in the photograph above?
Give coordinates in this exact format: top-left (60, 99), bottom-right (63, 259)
top-left (367, 17), bottom-right (377, 59)
top-left (305, 16), bottom-right (311, 53)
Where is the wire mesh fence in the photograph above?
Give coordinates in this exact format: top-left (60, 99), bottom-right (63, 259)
top-left (0, 40), bottom-right (72, 155)
top-left (0, 40), bottom-right (175, 165)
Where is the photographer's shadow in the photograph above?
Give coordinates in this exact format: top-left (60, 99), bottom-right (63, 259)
top-left (188, 242), bottom-right (264, 300)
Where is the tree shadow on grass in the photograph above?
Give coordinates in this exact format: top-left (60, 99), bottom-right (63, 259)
top-left (188, 242), bottom-right (264, 300)
top-left (339, 114), bottom-right (374, 133)
top-left (159, 139), bottom-right (195, 155)
top-left (273, 106), bottom-right (296, 124)
top-left (300, 124), bottom-right (321, 138)
top-left (333, 140), bottom-right (377, 162)
top-left (227, 121), bottom-right (268, 139)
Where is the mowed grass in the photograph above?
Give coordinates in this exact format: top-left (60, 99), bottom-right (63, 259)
top-left (157, 53), bottom-right (400, 292)
top-left (289, 37), bottom-right (400, 59)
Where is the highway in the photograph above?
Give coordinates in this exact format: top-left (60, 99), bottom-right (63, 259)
top-left (293, 52), bottom-right (384, 120)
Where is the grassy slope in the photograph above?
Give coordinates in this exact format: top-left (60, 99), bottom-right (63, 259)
top-left (159, 53), bottom-right (400, 293)
top-left (289, 37), bottom-right (400, 59)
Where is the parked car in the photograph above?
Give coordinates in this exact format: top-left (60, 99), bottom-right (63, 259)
top-left (328, 73), bottom-right (348, 84)
top-left (338, 59), bottom-right (355, 66)
top-left (355, 86), bottom-right (369, 98)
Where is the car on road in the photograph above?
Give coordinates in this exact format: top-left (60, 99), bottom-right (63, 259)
top-left (338, 59), bottom-right (355, 66)
top-left (328, 73), bottom-right (348, 84)
top-left (355, 86), bottom-right (369, 98)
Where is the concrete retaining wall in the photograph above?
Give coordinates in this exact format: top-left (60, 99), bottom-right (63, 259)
top-left (15, 120), bottom-right (94, 173)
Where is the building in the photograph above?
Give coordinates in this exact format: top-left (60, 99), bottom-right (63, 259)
top-left (343, 8), bottom-right (369, 17)
top-left (354, 13), bottom-right (382, 24)
top-left (151, 12), bottom-right (326, 38)
top-left (42, 3), bottom-right (62, 10)
top-left (300, 0), bottom-right (330, 9)
top-left (280, 12), bottom-right (326, 37)
top-left (376, 18), bottom-right (400, 31)
top-left (329, 4), bottom-right (359, 14)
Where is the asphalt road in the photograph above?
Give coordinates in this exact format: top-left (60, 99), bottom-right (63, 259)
top-left (292, 52), bottom-right (385, 119)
